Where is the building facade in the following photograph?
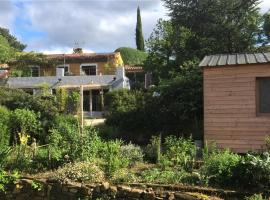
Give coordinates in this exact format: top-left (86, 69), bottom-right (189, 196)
top-left (201, 53), bottom-right (270, 153)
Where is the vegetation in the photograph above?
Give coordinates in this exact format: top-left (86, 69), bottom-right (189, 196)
top-left (135, 6), bottom-right (145, 51)
top-left (114, 47), bottom-right (147, 66)
top-left (0, 27), bottom-right (26, 51)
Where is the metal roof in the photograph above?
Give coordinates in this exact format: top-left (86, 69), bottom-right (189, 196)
top-left (7, 75), bottom-right (118, 89)
top-left (199, 53), bottom-right (270, 67)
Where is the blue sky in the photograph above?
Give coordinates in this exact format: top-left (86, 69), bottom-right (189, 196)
top-left (0, 0), bottom-right (270, 54)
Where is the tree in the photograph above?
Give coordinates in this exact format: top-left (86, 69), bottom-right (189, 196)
top-left (0, 27), bottom-right (26, 51)
top-left (136, 6), bottom-right (145, 51)
top-left (263, 12), bottom-right (270, 42)
top-left (115, 47), bottom-right (148, 66)
top-left (0, 35), bottom-right (15, 64)
top-left (144, 19), bottom-right (194, 83)
top-left (163, 0), bottom-right (262, 54)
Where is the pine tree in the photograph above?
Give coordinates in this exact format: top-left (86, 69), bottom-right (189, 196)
top-left (136, 6), bottom-right (145, 51)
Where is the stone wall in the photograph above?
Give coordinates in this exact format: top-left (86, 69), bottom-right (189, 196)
top-left (0, 178), bottom-right (249, 200)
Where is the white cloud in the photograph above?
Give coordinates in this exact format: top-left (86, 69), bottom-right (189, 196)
top-left (0, 0), bottom-right (16, 28)
top-left (2, 0), bottom-right (270, 53)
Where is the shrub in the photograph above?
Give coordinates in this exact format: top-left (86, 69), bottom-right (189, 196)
top-left (200, 149), bottom-right (241, 187)
top-left (11, 108), bottom-right (41, 143)
top-left (111, 168), bottom-right (139, 183)
top-left (140, 167), bottom-right (189, 184)
top-left (245, 194), bottom-right (266, 200)
top-left (102, 140), bottom-right (129, 177)
top-left (163, 136), bottom-right (196, 171)
top-left (0, 106), bottom-right (11, 147)
top-left (0, 170), bottom-right (20, 192)
top-left (233, 152), bottom-right (270, 189)
top-left (144, 135), bottom-right (161, 164)
top-left (53, 161), bottom-right (105, 183)
top-left (120, 143), bottom-right (144, 166)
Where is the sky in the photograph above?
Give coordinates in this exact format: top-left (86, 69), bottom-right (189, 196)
top-left (0, 0), bottom-right (270, 54)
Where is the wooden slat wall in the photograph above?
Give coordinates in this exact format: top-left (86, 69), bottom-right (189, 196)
top-left (204, 64), bottom-right (270, 153)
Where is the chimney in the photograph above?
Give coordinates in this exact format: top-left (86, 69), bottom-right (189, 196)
top-left (56, 67), bottom-right (65, 77)
top-left (116, 67), bottom-right (125, 79)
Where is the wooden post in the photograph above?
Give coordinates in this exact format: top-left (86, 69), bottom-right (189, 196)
top-left (101, 89), bottom-right (104, 111)
top-left (80, 85), bottom-right (84, 128)
top-left (90, 89), bottom-right (93, 117)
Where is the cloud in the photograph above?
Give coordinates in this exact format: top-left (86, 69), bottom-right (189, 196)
top-left (0, 0), bottom-right (16, 28)
top-left (20, 0), bottom-right (165, 52)
top-left (3, 0), bottom-right (270, 53)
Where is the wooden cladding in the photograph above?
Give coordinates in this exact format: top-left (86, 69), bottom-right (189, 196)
top-left (203, 64), bottom-right (270, 153)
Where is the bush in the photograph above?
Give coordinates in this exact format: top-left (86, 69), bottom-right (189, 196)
top-left (0, 169), bottom-right (20, 192)
top-left (0, 106), bottom-right (11, 147)
top-left (245, 194), bottom-right (266, 200)
top-left (233, 152), bottom-right (270, 189)
top-left (140, 167), bottom-right (189, 184)
top-left (11, 108), bottom-right (41, 143)
top-left (200, 149), bottom-right (241, 187)
top-left (163, 136), bottom-right (196, 171)
top-left (53, 161), bottom-right (105, 183)
top-left (111, 168), bottom-right (139, 183)
top-left (102, 140), bottom-right (129, 176)
top-left (120, 143), bottom-right (144, 166)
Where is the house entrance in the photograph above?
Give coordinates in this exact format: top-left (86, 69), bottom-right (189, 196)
top-left (83, 90), bottom-right (102, 112)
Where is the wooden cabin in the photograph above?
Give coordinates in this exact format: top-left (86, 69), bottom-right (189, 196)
top-left (200, 53), bottom-right (270, 153)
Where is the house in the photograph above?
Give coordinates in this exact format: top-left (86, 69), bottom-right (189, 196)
top-left (7, 50), bottom-right (130, 118)
top-left (200, 53), bottom-right (270, 153)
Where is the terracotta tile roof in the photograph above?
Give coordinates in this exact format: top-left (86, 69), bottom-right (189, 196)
top-left (0, 64), bottom-right (9, 69)
top-left (124, 65), bottom-right (144, 73)
top-left (200, 52), bottom-right (270, 67)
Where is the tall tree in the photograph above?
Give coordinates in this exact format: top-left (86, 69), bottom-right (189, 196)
top-left (0, 35), bottom-right (15, 64)
top-left (136, 6), bottom-right (145, 51)
top-left (0, 27), bottom-right (26, 51)
top-left (163, 0), bottom-right (261, 54)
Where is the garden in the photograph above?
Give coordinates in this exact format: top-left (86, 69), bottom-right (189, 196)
top-left (0, 87), bottom-right (270, 200)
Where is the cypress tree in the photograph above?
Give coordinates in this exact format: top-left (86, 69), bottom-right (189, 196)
top-left (136, 6), bottom-right (145, 51)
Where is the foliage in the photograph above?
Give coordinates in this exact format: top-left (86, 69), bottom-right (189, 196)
top-left (11, 108), bottom-right (41, 143)
top-left (200, 149), bottom-right (241, 187)
top-left (0, 27), bottom-right (26, 51)
top-left (0, 35), bottom-right (15, 64)
top-left (55, 87), bottom-right (68, 113)
top-left (8, 51), bottom-right (58, 71)
top-left (114, 47), bottom-right (148, 66)
top-left (163, 0), bottom-right (262, 54)
top-left (163, 136), bottom-right (196, 171)
top-left (233, 152), bottom-right (270, 189)
top-left (145, 19), bottom-right (194, 82)
top-left (144, 135), bottom-right (161, 164)
top-left (53, 161), bottom-right (105, 183)
top-left (120, 143), bottom-right (144, 166)
top-left (136, 6), bottom-right (145, 51)
top-left (245, 194), bottom-right (266, 200)
top-left (111, 168), bottom-right (139, 183)
top-left (66, 90), bottom-right (80, 114)
top-left (102, 140), bottom-right (129, 176)
top-left (140, 167), bottom-right (189, 184)
top-left (0, 170), bottom-right (20, 192)
top-left (0, 106), bottom-right (11, 147)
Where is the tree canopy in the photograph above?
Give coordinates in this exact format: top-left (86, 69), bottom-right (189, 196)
top-left (115, 47), bottom-right (148, 66)
top-left (0, 27), bottom-right (26, 51)
top-left (0, 35), bottom-right (15, 64)
top-left (163, 0), bottom-right (262, 55)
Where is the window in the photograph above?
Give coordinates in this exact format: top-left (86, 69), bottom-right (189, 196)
top-left (81, 64), bottom-right (97, 75)
top-left (57, 65), bottom-right (69, 75)
top-left (257, 77), bottom-right (270, 115)
top-left (31, 66), bottom-right (40, 77)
